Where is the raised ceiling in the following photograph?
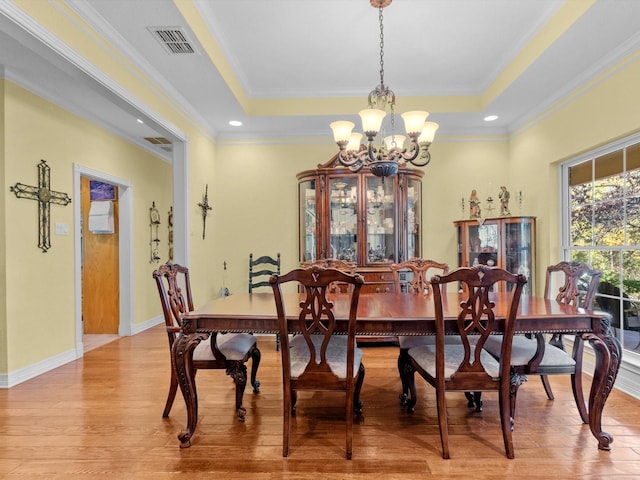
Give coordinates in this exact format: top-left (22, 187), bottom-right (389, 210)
top-left (2, 0), bottom-right (640, 158)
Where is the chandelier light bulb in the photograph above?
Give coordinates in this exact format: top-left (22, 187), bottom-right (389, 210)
top-left (359, 109), bottom-right (386, 136)
top-left (401, 111), bottom-right (430, 137)
top-left (418, 121), bottom-right (440, 144)
top-left (347, 132), bottom-right (364, 151)
top-left (330, 121), bottom-right (355, 145)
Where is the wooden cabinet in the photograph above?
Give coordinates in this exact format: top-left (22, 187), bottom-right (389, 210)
top-left (298, 155), bottom-right (423, 293)
top-left (454, 216), bottom-right (536, 294)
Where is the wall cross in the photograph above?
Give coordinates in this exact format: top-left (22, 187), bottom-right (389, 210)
top-left (10, 159), bottom-right (71, 252)
top-left (197, 184), bottom-right (212, 239)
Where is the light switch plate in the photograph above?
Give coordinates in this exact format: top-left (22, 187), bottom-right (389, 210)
top-left (54, 223), bottom-right (69, 235)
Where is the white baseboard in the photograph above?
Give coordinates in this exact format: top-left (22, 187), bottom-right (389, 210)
top-left (132, 315), bottom-right (164, 335)
top-left (0, 316), bottom-right (165, 389)
top-left (0, 348), bottom-right (77, 388)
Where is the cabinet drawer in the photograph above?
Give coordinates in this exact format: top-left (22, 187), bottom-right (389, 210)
top-left (358, 269), bottom-right (394, 293)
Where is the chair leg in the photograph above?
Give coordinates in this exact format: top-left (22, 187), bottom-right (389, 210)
top-left (499, 385), bottom-right (515, 459)
top-left (510, 370), bottom-right (527, 423)
top-left (403, 363), bottom-right (418, 414)
top-left (282, 384), bottom-right (291, 457)
top-left (291, 389), bottom-right (297, 415)
top-left (346, 380), bottom-right (354, 460)
top-left (226, 360), bottom-right (248, 421)
top-left (540, 375), bottom-right (555, 400)
top-left (250, 345), bottom-right (261, 393)
top-left (354, 363), bottom-right (365, 415)
top-left (163, 369), bottom-right (179, 418)
top-left (275, 333), bottom-right (281, 351)
top-left (464, 391), bottom-right (483, 412)
top-left (397, 348), bottom-right (411, 406)
top-left (435, 385), bottom-right (450, 459)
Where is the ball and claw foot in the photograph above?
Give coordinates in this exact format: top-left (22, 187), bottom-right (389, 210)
top-left (252, 380), bottom-right (261, 394)
top-left (236, 406), bottom-right (247, 422)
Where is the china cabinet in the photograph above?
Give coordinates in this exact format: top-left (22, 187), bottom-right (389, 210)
top-left (298, 155), bottom-right (423, 294)
top-left (454, 216), bottom-right (536, 294)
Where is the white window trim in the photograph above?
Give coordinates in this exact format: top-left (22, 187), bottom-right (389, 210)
top-left (560, 131), bottom-right (640, 400)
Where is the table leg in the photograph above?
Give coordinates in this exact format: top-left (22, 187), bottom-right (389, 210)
top-left (171, 332), bottom-right (207, 448)
top-left (585, 328), bottom-right (622, 451)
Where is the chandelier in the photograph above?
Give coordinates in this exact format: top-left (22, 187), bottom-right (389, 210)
top-left (329, 0), bottom-right (439, 178)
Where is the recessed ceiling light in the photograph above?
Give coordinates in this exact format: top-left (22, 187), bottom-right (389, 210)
top-left (229, 120), bottom-right (243, 127)
top-left (484, 115), bottom-right (498, 122)
top-left (137, 118), bottom-right (144, 124)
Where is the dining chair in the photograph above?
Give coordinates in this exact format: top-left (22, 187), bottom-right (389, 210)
top-left (269, 265), bottom-right (365, 460)
top-left (301, 258), bottom-right (357, 292)
top-left (249, 252), bottom-right (281, 349)
top-left (483, 260), bottom-right (602, 423)
top-left (390, 258), bottom-right (449, 407)
top-left (402, 265), bottom-right (527, 459)
top-left (153, 262), bottom-right (261, 421)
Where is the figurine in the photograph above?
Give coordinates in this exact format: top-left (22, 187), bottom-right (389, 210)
top-left (469, 189), bottom-right (481, 219)
top-left (499, 186), bottom-right (511, 216)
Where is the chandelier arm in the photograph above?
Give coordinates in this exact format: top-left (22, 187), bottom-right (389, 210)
top-left (387, 141), bottom-right (420, 163)
top-left (408, 149), bottom-right (431, 167)
top-left (336, 149), bottom-right (369, 172)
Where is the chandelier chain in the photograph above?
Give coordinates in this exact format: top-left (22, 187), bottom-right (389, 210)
top-left (329, 0), bottom-right (437, 177)
top-left (378, 6), bottom-right (385, 88)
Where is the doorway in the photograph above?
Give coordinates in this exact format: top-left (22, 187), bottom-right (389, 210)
top-left (73, 165), bottom-right (134, 356)
top-left (80, 177), bottom-right (119, 351)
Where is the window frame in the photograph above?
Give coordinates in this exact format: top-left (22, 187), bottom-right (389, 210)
top-left (560, 131), bottom-right (640, 362)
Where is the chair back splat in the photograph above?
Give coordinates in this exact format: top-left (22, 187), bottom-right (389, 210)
top-left (249, 253), bottom-right (281, 293)
top-left (391, 258), bottom-right (449, 295)
top-left (270, 266), bottom-right (365, 460)
top-left (152, 262), bottom-right (260, 428)
top-left (402, 265), bottom-right (527, 459)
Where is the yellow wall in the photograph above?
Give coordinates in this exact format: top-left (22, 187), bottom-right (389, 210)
top-left (211, 141), bottom-right (335, 296)
top-left (509, 51), bottom-right (640, 293)
top-left (3, 81), bottom-right (171, 372)
top-left (211, 139), bottom-right (510, 295)
top-left (0, 79), bottom-right (6, 373)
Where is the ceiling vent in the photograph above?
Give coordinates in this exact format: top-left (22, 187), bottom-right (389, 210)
top-left (148, 27), bottom-right (196, 54)
top-left (144, 137), bottom-right (173, 152)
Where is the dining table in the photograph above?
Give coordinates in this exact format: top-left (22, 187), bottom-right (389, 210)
top-left (174, 291), bottom-right (621, 450)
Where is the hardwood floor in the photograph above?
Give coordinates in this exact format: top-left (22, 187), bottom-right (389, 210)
top-left (83, 334), bottom-right (119, 353)
top-left (1, 326), bottom-right (639, 478)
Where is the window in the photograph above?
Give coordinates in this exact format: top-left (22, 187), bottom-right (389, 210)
top-left (561, 134), bottom-right (640, 355)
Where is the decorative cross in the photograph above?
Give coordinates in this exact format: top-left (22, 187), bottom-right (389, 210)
top-left (197, 184), bottom-right (212, 240)
top-left (10, 159), bottom-right (71, 252)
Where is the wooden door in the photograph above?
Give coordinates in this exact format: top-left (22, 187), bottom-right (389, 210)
top-left (81, 177), bottom-right (119, 333)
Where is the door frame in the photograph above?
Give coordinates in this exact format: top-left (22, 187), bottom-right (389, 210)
top-left (73, 165), bottom-right (133, 356)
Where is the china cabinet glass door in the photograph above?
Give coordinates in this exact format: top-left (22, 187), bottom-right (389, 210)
top-left (504, 220), bottom-right (534, 294)
top-left (468, 222), bottom-right (499, 267)
top-left (329, 176), bottom-right (358, 262)
top-left (365, 176), bottom-right (396, 264)
top-left (299, 179), bottom-right (316, 262)
top-left (406, 177), bottom-right (422, 260)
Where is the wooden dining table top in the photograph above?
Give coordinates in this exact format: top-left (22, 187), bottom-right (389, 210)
top-left (181, 291), bottom-right (608, 336)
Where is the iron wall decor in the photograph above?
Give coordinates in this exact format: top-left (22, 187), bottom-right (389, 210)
top-left (10, 159), bottom-right (71, 252)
